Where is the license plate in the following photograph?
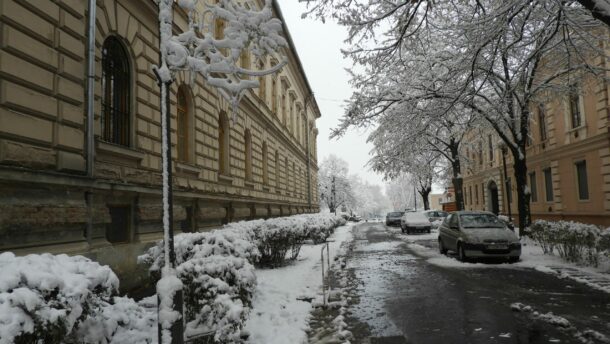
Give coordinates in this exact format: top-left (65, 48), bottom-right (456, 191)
top-left (487, 244), bottom-right (508, 250)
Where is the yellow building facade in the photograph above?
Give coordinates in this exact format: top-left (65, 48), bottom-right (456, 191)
top-left (0, 0), bottom-right (321, 291)
top-left (462, 71), bottom-right (610, 227)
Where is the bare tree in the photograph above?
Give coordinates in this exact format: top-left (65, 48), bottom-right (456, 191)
top-left (318, 155), bottom-right (357, 213)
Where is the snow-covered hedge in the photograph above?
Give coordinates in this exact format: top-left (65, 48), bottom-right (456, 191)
top-left (139, 225), bottom-right (258, 343)
top-left (76, 296), bottom-right (157, 344)
top-left (254, 214), bottom-right (346, 267)
top-left (139, 213), bottom-right (346, 342)
top-left (0, 252), bottom-right (120, 344)
top-left (526, 220), bottom-right (608, 266)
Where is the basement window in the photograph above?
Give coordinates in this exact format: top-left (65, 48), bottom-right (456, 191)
top-left (106, 206), bottom-right (131, 244)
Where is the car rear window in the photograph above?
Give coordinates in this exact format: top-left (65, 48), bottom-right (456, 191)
top-left (405, 212), bottom-right (428, 221)
top-left (388, 212), bottom-right (403, 217)
top-left (460, 214), bottom-right (505, 228)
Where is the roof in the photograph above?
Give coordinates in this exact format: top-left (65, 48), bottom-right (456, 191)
top-left (272, 0), bottom-right (321, 119)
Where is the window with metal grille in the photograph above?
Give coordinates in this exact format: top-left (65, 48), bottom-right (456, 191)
top-left (569, 93), bottom-right (582, 129)
top-left (543, 168), bottom-right (554, 202)
top-left (575, 160), bottom-right (589, 200)
top-left (529, 172), bottom-right (537, 202)
top-left (262, 141), bottom-right (268, 185)
top-left (538, 104), bottom-right (547, 141)
top-left (488, 135), bottom-right (494, 161)
top-left (258, 61), bottom-right (266, 101)
top-left (271, 76), bottom-right (278, 114)
top-left (274, 150), bottom-right (279, 186)
top-left (475, 184), bottom-right (479, 204)
top-left (218, 112), bottom-right (230, 175)
top-left (101, 37), bottom-right (130, 146)
top-left (244, 130), bottom-right (252, 181)
top-left (177, 87), bottom-right (189, 162)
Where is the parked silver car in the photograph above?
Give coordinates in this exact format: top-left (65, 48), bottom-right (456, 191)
top-left (385, 211), bottom-right (405, 226)
top-left (422, 210), bottom-right (449, 223)
top-left (400, 212), bottom-right (432, 234)
top-left (438, 211), bottom-right (521, 262)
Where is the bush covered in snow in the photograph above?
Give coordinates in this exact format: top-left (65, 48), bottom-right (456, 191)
top-left (76, 296), bottom-right (157, 344)
top-left (254, 214), bottom-right (346, 266)
top-left (139, 225), bottom-right (258, 343)
top-left (526, 220), bottom-right (607, 266)
top-left (0, 252), bottom-right (120, 344)
top-left (139, 213), bottom-right (347, 342)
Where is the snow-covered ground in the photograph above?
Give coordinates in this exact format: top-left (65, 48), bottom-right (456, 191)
top-left (395, 229), bottom-right (610, 294)
top-left (244, 223), bottom-right (355, 344)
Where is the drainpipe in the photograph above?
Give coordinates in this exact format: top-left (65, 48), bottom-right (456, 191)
top-left (86, 0), bottom-right (97, 245)
top-left (87, 0), bottom-right (96, 177)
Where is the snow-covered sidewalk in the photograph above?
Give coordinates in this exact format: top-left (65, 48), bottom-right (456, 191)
top-left (244, 223), bottom-right (355, 344)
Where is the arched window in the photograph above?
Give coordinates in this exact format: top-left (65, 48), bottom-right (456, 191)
top-left (177, 86), bottom-right (192, 162)
top-left (101, 36), bottom-right (130, 146)
top-left (281, 88), bottom-right (286, 125)
top-left (262, 141), bottom-right (268, 185)
top-left (218, 112), bottom-right (230, 175)
top-left (244, 129), bottom-right (252, 181)
top-left (271, 76), bottom-right (278, 114)
top-left (284, 157), bottom-right (288, 190)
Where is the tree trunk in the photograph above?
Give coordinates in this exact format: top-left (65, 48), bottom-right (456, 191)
top-left (512, 154), bottom-right (531, 234)
top-left (419, 187), bottom-right (431, 210)
top-left (329, 203), bottom-right (336, 214)
top-left (449, 140), bottom-right (465, 211)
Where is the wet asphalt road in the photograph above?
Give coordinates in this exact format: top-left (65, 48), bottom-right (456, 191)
top-left (343, 222), bottom-right (610, 344)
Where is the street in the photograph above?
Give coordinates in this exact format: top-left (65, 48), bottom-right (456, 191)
top-left (334, 222), bottom-right (610, 344)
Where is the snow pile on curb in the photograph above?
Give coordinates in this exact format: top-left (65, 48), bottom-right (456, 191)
top-left (511, 302), bottom-right (610, 343)
top-left (0, 252), bottom-right (119, 344)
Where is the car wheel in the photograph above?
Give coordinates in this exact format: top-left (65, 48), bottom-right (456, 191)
top-left (438, 238), bottom-right (448, 255)
top-left (458, 243), bottom-right (468, 262)
top-left (508, 256), bottom-right (520, 263)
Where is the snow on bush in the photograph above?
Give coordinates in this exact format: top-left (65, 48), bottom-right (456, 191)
top-left (254, 214), bottom-right (346, 266)
top-left (0, 252), bottom-right (119, 344)
top-left (526, 220), bottom-right (606, 266)
top-left (76, 296), bottom-right (157, 344)
top-left (138, 213), bottom-right (347, 342)
top-left (139, 224), bottom-right (258, 343)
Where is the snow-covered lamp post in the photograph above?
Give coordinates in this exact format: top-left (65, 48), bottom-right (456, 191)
top-left (153, 0), bottom-right (287, 343)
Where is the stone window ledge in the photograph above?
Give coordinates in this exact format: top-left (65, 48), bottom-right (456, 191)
top-left (218, 173), bottom-right (233, 184)
top-left (244, 180), bottom-right (255, 188)
top-left (97, 140), bottom-right (145, 162)
top-left (175, 161), bottom-right (200, 176)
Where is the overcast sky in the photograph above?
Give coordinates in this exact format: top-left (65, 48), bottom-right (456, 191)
top-left (278, 2), bottom-right (387, 188)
